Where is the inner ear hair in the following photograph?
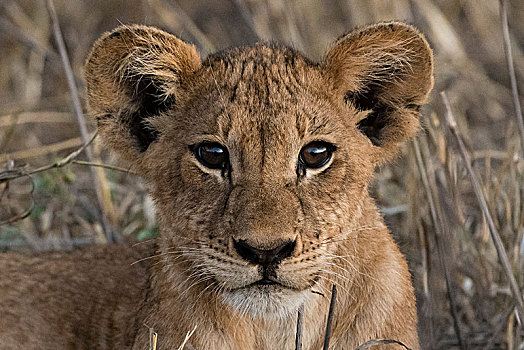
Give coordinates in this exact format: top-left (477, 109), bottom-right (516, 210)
top-left (126, 74), bottom-right (176, 152)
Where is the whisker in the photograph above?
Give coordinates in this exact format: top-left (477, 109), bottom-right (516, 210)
top-left (321, 261), bottom-right (356, 277)
top-left (316, 275), bottom-right (351, 297)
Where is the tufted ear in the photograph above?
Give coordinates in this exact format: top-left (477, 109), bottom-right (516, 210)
top-left (324, 22), bottom-right (433, 160)
top-left (85, 25), bottom-right (201, 162)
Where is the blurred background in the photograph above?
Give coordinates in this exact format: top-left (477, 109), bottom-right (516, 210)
top-left (0, 0), bottom-right (523, 348)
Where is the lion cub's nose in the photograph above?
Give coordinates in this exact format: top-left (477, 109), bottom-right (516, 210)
top-left (233, 239), bottom-right (296, 265)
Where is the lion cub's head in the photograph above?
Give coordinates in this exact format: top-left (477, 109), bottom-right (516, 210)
top-left (86, 23), bottom-right (433, 318)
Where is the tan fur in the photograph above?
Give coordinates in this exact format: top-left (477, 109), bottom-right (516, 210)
top-left (0, 22), bottom-right (433, 349)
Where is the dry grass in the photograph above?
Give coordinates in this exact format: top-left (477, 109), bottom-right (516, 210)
top-left (0, 0), bottom-right (523, 348)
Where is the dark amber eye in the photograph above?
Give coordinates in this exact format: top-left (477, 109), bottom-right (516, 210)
top-left (299, 142), bottom-right (334, 169)
top-left (194, 142), bottom-right (229, 169)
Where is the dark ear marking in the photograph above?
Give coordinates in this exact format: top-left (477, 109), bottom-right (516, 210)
top-left (128, 120), bottom-right (160, 153)
top-left (345, 84), bottom-right (390, 146)
top-left (405, 104), bottom-right (420, 112)
top-left (108, 31), bottom-right (121, 39)
top-left (126, 74), bottom-right (176, 152)
top-left (344, 90), bottom-right (377, 112)
top-left (355, 107), bottom-right (391, 146)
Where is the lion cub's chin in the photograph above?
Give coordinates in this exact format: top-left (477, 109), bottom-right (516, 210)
top-left (221, 285), bottom-right (310, 319)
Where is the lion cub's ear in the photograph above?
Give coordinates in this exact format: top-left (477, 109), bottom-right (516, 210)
top-left (324, 22), bottom-right (433, 161)
top-left (85, 25), bottom-right (201, 162)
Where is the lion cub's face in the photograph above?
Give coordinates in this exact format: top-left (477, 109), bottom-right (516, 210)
top-left (86, 24), bottom-right (433, 317)
top-left (152, 47), bottom-right (375, 316)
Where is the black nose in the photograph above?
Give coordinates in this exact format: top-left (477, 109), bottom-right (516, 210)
top-left (233, 239), bottom-right (296, 265)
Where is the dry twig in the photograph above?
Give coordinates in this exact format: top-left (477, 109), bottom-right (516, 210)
top-left (71, 160), bottom-right (134, 174)
top-left (0, 159), bottom-right (35, 226)
top-left (355, 339), bottom-right (411, 350)
top-left (148, 327), bottom-right (157, 350)
top-left (46, 0), bottom-right (113, 241)
top-left (295, 303), bottom-right (304, 350)
top-left (0, 133), bottom-right (96, 184)
top-left (176, 325), bottom-right (197, 350)
top-left (323, 284), bottom-right (337, 350)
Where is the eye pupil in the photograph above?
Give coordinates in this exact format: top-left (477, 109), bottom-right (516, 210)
top-left (195, 142), bottom-right (228, 169)
top-left (299, 142), bottom-right (333, 169)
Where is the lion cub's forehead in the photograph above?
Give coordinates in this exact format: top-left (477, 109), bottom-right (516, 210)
top-left (203, 44), bottom-right (318, 104)
top-left (182, 44), bottom-right (340, 142)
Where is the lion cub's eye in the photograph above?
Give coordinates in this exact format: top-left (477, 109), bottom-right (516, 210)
top-left (299, 141), bottom-right (335, 169)
top-left (194, 142), bottom-right (229, 170)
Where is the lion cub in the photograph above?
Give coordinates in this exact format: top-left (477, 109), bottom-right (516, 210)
top-left (0, 22), bottom-right (433, 349)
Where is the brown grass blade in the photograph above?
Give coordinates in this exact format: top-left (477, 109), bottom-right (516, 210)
top-left (441, 91), bottom-right (524, 328)
top-left (149, 0), bottom-right (216, 55)
top-left (0, 112), bottom-right (76, 127)
top-left (412, 138), bottom-right (465, 349)
top-left (230, 0), bottom-right (260, 39)
top-left (499, 0), bottom-right (524, 155)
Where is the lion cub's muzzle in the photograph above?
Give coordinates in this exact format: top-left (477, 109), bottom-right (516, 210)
top-left (233, 239), bottom-right (296, 265)
top-left (233, 238), bottom-right (296, 284)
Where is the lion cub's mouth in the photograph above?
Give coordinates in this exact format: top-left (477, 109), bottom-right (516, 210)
top-left (231, 278), bottom-right (283, 291)
top-left (251, 278), bottom-right (279, 286)
top-left (236, 277), bottom-right (309, 292)
top-left (228, 275), bottom-right (306, 292)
